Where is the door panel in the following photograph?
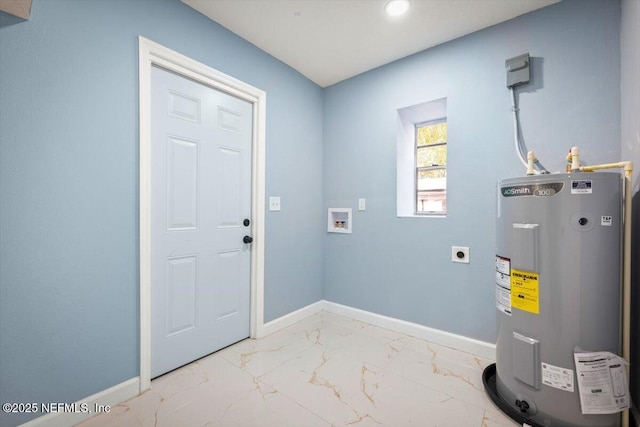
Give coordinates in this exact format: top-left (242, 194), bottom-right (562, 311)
top-left (215, 249), bottom-right (242, 320)
top-left (168, 90), bottom-right (201, 123)
top-left (165, 255), bottom-right (198, 336)
top-left (166, 136), bottom-right (199, 230)
top-left (217, 146), bottom-right (242, 227)
top-left (151, 66), bottom-right (253, 378)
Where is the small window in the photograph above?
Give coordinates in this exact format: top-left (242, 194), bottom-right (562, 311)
top-left (415, 120), bottom-right (447, 214)
top-left (396, 97), bottom-right (446, 218)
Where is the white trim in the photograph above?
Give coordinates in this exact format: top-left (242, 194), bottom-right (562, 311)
top-left (138, 36), bottom-right (266, 392)
top-left (397, 214), bottom-right (447, 219)
top-left (259, 300), bottom-right (325, 338)
top-left (18, 378), bottom-right (139, 427)
top-left (323, 301), bottom-right (496, 359)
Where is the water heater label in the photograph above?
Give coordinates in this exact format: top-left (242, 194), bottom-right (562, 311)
top-left (495, 256), bottom-right (511, 316)
top-left (571, 180), bottom-right (593, 194)
top-left (510, 269), bottom-right (539, 314)
top-left (501, 183), bottom-right (564, 198)
top-left (495, 286), bottom-right (511, 316)
top-left (541, 362), bottom-right (575, 392)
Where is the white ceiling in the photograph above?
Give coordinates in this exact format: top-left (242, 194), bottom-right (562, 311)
top-left (182, 0), bottom-right (560, 88)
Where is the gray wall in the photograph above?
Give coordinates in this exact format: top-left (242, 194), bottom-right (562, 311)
top-left (322, 0), bottom-right (621, 343)
top-left (621, 0), bottom-right (640, 422)
top-left (0, 1), bottom-right (324, 425)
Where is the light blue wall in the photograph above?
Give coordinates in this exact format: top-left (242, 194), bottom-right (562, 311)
top-left (0, 0), bottom-right (323, 425)
top-left (0, 0), bottom-right (630, 425)
top-left (323, 0), bottom-right (621, 343)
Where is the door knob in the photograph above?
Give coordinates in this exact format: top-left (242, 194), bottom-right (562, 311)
top-left (243, 236), bottom-right (253, 244)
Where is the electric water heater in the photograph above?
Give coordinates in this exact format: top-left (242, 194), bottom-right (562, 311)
top-left (490, 172), bottom-right (622, 427)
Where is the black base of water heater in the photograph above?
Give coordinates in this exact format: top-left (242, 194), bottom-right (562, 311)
top-left (482, 363), bottom-right (545, 427)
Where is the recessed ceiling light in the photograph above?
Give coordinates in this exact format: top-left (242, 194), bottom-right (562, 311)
top-left (385, 0), bottom-right (410, 17)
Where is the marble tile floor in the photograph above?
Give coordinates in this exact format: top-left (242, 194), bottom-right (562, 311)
top-left (77, 312), bottom-right (517, 427)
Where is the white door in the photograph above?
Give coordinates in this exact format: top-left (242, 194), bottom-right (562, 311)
top-left (150, 66), bottom-right (253, 378)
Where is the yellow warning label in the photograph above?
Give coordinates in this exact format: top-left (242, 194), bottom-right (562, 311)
top-left (510, 269), bottom-right (539, 314)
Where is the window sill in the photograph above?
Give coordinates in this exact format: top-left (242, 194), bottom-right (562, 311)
top-left (397, 214), bottom-right (447, 219)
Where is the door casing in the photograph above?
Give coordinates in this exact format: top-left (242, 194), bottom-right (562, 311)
top-left (138, 36), bottom-right (266, 392)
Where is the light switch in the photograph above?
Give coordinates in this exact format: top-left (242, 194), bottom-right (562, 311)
top-left (269, 197), bottom-right (281, 211)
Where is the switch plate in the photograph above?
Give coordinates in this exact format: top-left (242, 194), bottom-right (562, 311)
top-left (358, 198), bottom-right (366, 211)
top-left (269, 196), bottom-right (281, 211)
top-left (452, 246), bottom-right (470, 263)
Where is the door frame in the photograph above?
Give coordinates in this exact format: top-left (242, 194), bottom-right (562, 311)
top-left (138, 36), bottom-right (266, 392)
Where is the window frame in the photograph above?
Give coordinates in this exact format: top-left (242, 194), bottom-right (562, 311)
top-left (414, 118), bottom-right (447, 215)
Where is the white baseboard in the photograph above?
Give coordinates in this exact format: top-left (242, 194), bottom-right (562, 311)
top-left (323, 301), bottom-right (496, 360)
top-left (260, 299), bottom-right (495, 359)
top-left (258, 300), bottom-right (325, 338)
top-left (18, 377), bottom-right (140, 427)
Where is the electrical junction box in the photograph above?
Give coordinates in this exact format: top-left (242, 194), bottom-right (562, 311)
top-left (505, 53), bottom-right (530, 88)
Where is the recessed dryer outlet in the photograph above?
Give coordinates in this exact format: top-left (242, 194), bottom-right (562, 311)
top-left (452, 246), bottom-right (470, 263)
